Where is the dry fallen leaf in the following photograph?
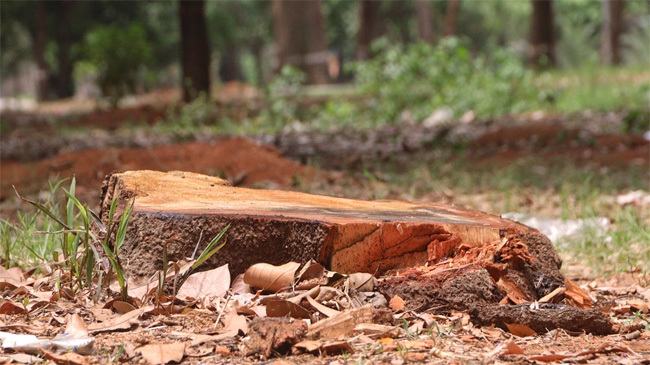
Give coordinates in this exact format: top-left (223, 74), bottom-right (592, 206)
top-left (266, 299), bottom-right (312, 319)
top-left (0, 300), bottom-right (26, 315)
top-left (348, 273), bottom-right (375, 292)
top-left (306, 295), bottom-right (340, 318)
top-left (231, 274), bottom-right (250, 295)
top-left (64, 313), bottom-right (89, 338)
top-left (88, 306), bottom-right (153, 334)
top-left (297, 260), bottom-right (326, 282)
top-left (244, 262), bottom-right (300, 293)
top-left (505, 323), bottom-right (537, 337)
top-left (505, 338), bottom-right (524, 355)
top-left (389, 295), bottom-right (406, 311)
top-left (307, 305), bottom-right (373, 339)
top-left (41, 348), bottom-right (97, 365)
top-left (293, 340), bottom-right (322, 354)
top-left (222, 311), bottom-right (248, 335)
top-left (353, 323), bottom-right (403, 338)
top-left (628, 299), bottom-right (649, 314)
top-left (177, 264), bottom-right (230, 299)
top-left (137, 342), bottom-right (186, 365)
top-left (111, 301), bottom-right (137, 315)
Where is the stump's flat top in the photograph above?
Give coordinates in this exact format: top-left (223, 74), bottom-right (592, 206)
top-left (113, 170), bottom-right (527, 230)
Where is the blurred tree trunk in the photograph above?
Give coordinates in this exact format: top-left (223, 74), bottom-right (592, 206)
top-left (219, 46), bottom-right (244, 82)
top-left (50, 1), bottom-right (74, 99)
top-left (415, 0), bottom-right (435, 44)
top-left (442, 0), bottom-right (461, 37)
top-left (33, 1), bottom-right (49, 101)
top-left (356, 0), bottom-right (386, 60)
top-left (600, 0), bottom-right (625, 65)
top-left (179, 0), bottom-right (211, 102)
top-left (528, 0), bottom-right (556, 67)
top-left (272, 0), bottom-right (330, 84)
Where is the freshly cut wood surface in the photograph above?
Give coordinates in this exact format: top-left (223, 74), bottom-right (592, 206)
top-left (101, 170), bottom-right (533, 278)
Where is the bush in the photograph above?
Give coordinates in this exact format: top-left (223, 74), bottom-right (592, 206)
top-left (82, 23), bottom-right (151, 106)
top-left (351, 38), bottom-right (540, 125)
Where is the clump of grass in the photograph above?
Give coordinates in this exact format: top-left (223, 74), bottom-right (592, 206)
top-left (98, 198), bottom-right (133, 301)
top-left (561, 207), bottom-right (650, 275)
top-left (9, 178), bottom-right (134, 300)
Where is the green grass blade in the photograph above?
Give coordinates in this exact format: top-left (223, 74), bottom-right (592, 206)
top-left (13, 186), bottom-right (71, 230)
top-left (192, 224), bottom-right (229, 270)
top-left (114, 201), bottom-right (133, 253)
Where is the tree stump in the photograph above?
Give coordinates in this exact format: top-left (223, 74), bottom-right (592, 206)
top-left (100, 170), bottom-right (616, 335)
top-left (100, 170), bottom-right (534, 278)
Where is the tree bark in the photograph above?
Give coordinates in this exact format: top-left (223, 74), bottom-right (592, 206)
top-left (415, 0), bottom-right (435, 44)
top-left (528, 0), bottom-right (556, 67)
top-left (442, 0), bottom-right (461, 37)
top-left (356, 0), bottom-right (387, 60)
top-left (600, 0), bottom-right (625, 65)
top-left (179, 0), bottom-right (211, 102)
top-left (272, 0), bottom-right (330, 84)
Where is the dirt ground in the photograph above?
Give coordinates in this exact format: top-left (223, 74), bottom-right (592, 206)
top-left (2, 137), bottom-right (318, 205)
top-left (0, 106), bottom-right (648, 364)
top-left (2, 107), bottom-right (647, 201)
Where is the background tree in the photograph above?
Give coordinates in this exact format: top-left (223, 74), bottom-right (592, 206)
top-left (415, 0), bottom-right (435, 44)
top-left (600, 0), bottom-right (625, 65)
top-left (179, 0), bottom-right (211, 102)
top-left (442, 0), bottom-right (461, 37)
top-left (272, 0), bottom-right (330, 84)
top-left (528, 0), bottom-right (556, 67)
top-left (357, 0), bottom-right (387, 60)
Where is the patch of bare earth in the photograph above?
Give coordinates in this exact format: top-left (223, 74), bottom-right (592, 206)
top-left (2, 137), bottom-right (319, 205)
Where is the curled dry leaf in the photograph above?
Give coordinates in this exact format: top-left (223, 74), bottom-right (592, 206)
top-left (306, 295), bottom-right (340, 318)
top-left (244, 262), bottom-right (300, 293)
top-left (348, 273), bottom-right (375, 292)
top-left (111, 301), bottom-right (137, 315)
top-left (297, 260), bottom-right (326, 282)
top-left (64, 313), bottom-right (89, 338)
top-left (307, 305), bottom-right (373, 340)
top-left (231, 274), bottom-right (250, 295)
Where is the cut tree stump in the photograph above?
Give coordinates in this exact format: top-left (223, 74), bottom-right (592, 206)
top-left (100, 170), bottom-right (533, 278)
top-left (100, 170), bottom-right (616, 335)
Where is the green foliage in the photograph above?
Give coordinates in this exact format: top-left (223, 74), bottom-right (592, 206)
top-left (561, 207), bottom-right (650, 275)
top-left (348, 38), bottom-right (539, 124)
top-left (261, 66), bottom-right (307, 127)
top-left (153, 93), bottom-right (228, 138)
top-left (81, 23), bottom-right (151, 105)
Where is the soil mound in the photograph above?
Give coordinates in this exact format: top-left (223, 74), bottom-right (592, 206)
top-left (2, 137), bottom-right (318, 201)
